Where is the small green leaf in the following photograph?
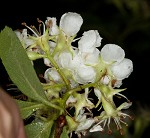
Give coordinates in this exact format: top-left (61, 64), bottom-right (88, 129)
top-left (60, 126), bottom-right (69, 138)
top-left (16, 100), bottom-right (45, 119)
top-left (25, 120), bottom-right (54, 138)
top-left (0, 26), bottom-right (47, 102)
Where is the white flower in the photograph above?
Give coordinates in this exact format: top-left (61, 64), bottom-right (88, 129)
top-left (94, 101), bottom-right (132, 135)
top-left (73, 64), bottom-right (96, 84)
top-left (44, 68), bottom-right (62, 82)
top-left (44, 58), bottom-right (51, 67)
top-left (75, 109), bottom-right (95, 132)
top-left (100, 75), bottom-right (110, 85)
top-left (45, 17), bottom-right (59, 35)
top-left (59, 12), bottom-right (83, 36)
top-left (101, 44), bottom-right (125, 64)
top-left (57, 51), bottom-right (73, 69)
top-left (76, 118), bottom-right (95, 132)
top-left (111, 58), bottom-right (133, 80)
top-left (80, 48), bottom-right (100, 66)
top-left (74, 90), bottom-right (94, 117)
top-left (78, 30), bottom-right (102, 53)
top-left (113, 80), bottom-right (123, 88)
top-left (66, 95), bottom-right (77, 106)
top-left (89, 124), bottom-right (103, 132)
top-left (15, 29), bottom-right (34, 48)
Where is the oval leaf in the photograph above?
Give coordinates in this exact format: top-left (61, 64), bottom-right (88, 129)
top-left (25, 120), bottom-right (54, 138)
top-left (0, 26), bottom-right (47, 102)
top-left (16, 100), bottom-right (45, 119)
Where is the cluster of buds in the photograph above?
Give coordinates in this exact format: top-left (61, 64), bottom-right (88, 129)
top-left (15, 12), bottom-right (133, 137)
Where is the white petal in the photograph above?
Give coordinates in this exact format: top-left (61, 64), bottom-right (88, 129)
top-left (44, 68), bottom-right (61, 82)
top-left (76, 118), bottom-right (95, 131)
top-left (44, 58), bottom-right (51, 67)
top-left (81, 48), bottom-right (100, 66)
top-left (58, 52), bottom-right (73, 69)
top-left (60, 12), bottom-right (83, 36)
top-left (45, 17), bottom-right (59, 35)
top-left (70, 50), bottom-right (83, 69)
top-left (95, 30), bottom-right (103, 47)
top-left (101, 44), bottom-right (125, 63)
top-left (90, 125), bottom-right (103, 132)
top-left (66, 95), bottom-right (77, 105)
top-left (113, 80), bottom-right (122, 88)
top-left (78, 30), bottom-right (102, 53)
top-left (111, 58), bottom-right (133, 80)
top-left (15, 29), bottom-right (34, 48)
top-left (76, 108), bottom-right (86, 122)
top-left (100, 75), bottom-right (110, 85)
top-left (117, 102), bottom-right (132, 111)
top-left (73, 65), bottom-right (96, 84)
top-left (94, 88), bottom-right (101, 100)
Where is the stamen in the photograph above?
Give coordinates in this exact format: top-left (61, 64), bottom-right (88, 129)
top-left (119, 118), bottom-right (128, 126)
top-left (103, 119), bottom-right (107, 128)
top-left (107, 129), bottom-right (112, 135)
top-left (37, 18), bottom-right (46, 34)
top-left (38, 24), bottom-right (42, 35)
top-left (113, 117), bottom-right (122, 130)
top-left (21, 22), bottom-right (39, 37)
top-left (119, 128), bottom-right (124, 135)
top-left (113, 118), bottom-right (119, 130)
top-left (98, 104), bottom-right (102, 111)
top-left (46, 19), bottom-right (53, 29)
top-left (120, 112), bottom-right (134, 120)
top-left (72, 37), bottom-right (81, 42)
top-left (85, 107), bottom-right (93, 115)
top-left (30, 25), bottom-right (41, 36)
top-left (107, 117), bottom-right (111, 130)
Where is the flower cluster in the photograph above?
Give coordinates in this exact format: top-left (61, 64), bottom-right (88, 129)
top-left (15, 12), bottom-right (133, 137)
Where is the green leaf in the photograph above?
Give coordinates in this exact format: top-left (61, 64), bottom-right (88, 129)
top-left (0, 26), bottom-right (47, 102)
top-left (25, 120), bottom-right (54, 138)
top-left (60, 126), bottom-right (69, 138)
top-left (16, 100), bottom-right (45, 119)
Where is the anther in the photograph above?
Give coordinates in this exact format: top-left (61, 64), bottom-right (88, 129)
top-left (21, 22), bottom-right (39, 37)
top-left (119, 128), bottom-right (124, 135)
top-left (37, 18), bottom-right (42, 23)
top-left (21, 22), bottom-right (27, 26)
top-left (46, 20), bottom-right (53, 29)
top-left (129, 115), bottom-right (134, 120)
top-left (107, 129), bottom-right (112, 135)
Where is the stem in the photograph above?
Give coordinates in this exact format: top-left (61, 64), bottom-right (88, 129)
top-left (41, 97), bottom-right (63, 112)
top-left (46, 53), bottom-right (71, 90)
top-left (63, 82), bottom-right (97, 104)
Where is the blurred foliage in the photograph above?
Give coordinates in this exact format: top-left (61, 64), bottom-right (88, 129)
top-left (80, 1), bottom-right (150, 137)
top-left (78, 0), bottom-right (150, 55)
